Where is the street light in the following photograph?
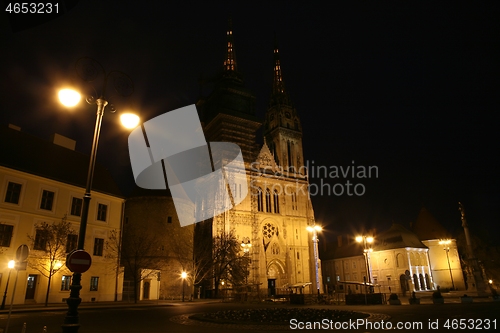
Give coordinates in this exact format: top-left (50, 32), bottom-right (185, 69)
top-left (181, 271), bottom-right (187, 302)
top-left (1, 260), bottom-right (15, 310)
top-left (355, 235), bottom-right (374, 285)
top-left (59, 57), bottom-right (139, 333)
top-left (241, 237), bottom-right (252, 254)
top-left (306, 225), bottom-right (322, 297)
top-left (439, 239), bottom-right (455, 290)
top-left (241, 238), bottom-right (251, 285)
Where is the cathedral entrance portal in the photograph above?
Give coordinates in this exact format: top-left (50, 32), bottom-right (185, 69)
top-left (267, 260), bottom-right (286, 296)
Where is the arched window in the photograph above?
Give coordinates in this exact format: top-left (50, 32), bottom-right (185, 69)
top-left (425, 274), bottom-right (431, 290)
top-left (265, 189), bottom-right (272, 213)
top-left (273, 190), bottom-right (280, 213)
top-left (257, 187), bottom-right (263, 212)
top-left (409, 252), bottom-right (416, 266)
top-left (413, 274), bottom-right (420, 291)
top-left (396, 253), bottom-right (403, 268)
top-left (420, 253), bottom-right (427, 266)
top-left (419, 274), bottom-right (425, 290)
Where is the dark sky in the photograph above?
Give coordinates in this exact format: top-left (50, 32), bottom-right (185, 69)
top-left (1, 1), bottom-right (499, 241)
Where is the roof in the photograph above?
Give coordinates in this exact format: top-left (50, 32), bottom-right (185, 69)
top-left (374, 223), bottom-right (427, 250)
top-left (0, 125), bottom-right (123, 197)
top-left (412, 207), bottom-right (451, 240)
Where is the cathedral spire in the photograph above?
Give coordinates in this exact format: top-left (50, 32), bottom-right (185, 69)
top-left (270, 36), bottom-right (292, 107)
top-left (223, 16), bottom-right (237, 72)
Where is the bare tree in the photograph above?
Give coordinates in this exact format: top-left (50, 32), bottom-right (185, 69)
top-left (106, 222), bottom-right (165, 303)
top-left (211, 230), bottom-right (250, 297)
top-left (169, 224), bottom-right (212, 298)
top-left (27, 215), bottom-right (75, 306)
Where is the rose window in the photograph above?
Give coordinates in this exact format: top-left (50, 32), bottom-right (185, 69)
top-left (262, 222), bottom-right (277, 239)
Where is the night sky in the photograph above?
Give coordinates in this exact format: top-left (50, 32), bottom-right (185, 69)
top-left (1, 1), bottom-right (499, 241)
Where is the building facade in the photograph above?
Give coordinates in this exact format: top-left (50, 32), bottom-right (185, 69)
top-left (322, 210), bottom-right (466, 296)
top-left (0, 125), bottom-right (125, 305)
top-left (193, 20), bottom-right (321, 297)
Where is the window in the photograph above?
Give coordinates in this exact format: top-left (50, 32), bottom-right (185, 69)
top-left (4, 182), bottom-right (22, 204)
top-left (93, 238), bottom-right (104, 256)
top-left (70, 197), bottom-right (83, 217)
top-left (0, 224), bottom-right (14, 247)
top-left (61, 275), bottom-right (71, 291)
top-left (97, 203), bottom-right (107, 221)
top-left (66, 234), bottom-right (78, 253)
top-left (296, 251), bottom-right (300, 260)
top-left (257, 187), bottom-right (263, 212)
top-left (90, 276), bottom-right (99, 291)
top-left (265, 189), bottom-right (271, 213)
top-left (34, 229), bottom-right (48, 250)
top-left (167, 216), bottom-right (172, 223)
top-left (40, 190), bottom-right (55, 210)
top-left (273, 190), bottom-right (279, 214)
top-left (352, 261), bottom-right (357, 269)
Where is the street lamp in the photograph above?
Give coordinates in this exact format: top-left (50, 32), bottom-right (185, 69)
top-left (306, 225), bottom-right (322, 297)
top-left (241, 237), bottom-right (252, 254)
top-left (241, 238), bottom-right (251, 285)
top-left (59, 57), bottom-right (139, 333)
top-left (355, 235), bottom-right (374, 285)
top-left (1, 260), bottom-right (15, 310)
top-left (181, 271), bottom-right (187, 302)
top-left (439, 239), bottom-right (455, 290)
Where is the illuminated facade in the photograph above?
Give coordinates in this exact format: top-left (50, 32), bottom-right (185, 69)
top-left (194, 20), bottom-right (321, 296)
top-left (323, 215), bottom-right (465, 294)
top-left (0, 126), bottom-right (124, 304)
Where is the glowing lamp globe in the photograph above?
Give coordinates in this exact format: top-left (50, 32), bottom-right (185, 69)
top-left (59, 89), bottom-right (81, 107)
top-left (120, 113), bottom-right (140, 129)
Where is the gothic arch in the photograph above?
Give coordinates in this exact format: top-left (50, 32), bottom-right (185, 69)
top-left (267, 258), bottom-right (286, 276)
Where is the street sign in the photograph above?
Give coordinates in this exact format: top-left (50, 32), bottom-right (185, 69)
top-left (66, 250), bottom-right (92, 273)
top-left (15, 244), bottom-right (29, 261)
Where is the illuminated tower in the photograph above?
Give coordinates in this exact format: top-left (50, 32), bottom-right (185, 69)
top-left (197, 17), bottom-right (262, 163)
top-left (263, 37), bottom-right (305, 174)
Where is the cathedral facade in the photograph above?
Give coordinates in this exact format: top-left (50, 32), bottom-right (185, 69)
top-left (195, 20), bottom-right (321, 297)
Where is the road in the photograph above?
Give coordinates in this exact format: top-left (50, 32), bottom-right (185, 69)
top-left (1, 301), bottom-right (499, 332)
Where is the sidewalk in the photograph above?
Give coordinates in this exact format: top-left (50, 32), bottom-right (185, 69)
top-left (392, 290), bottom-right (496, 305)
top-left (0, 298), bottom-right (221, 314)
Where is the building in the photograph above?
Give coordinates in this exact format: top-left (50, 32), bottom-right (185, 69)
top-left (0, 125), bottom-right (125, 304)
top-left (194, 19), bottom-right (320, 297)
top-left (412, 207), bottom-right (466, 290)
top-left (322, 210), bottom-right (465, 296)
top-left (123, 19), bottom-right (321, 299)
top-left (121, 189), bottom-right (193, 301)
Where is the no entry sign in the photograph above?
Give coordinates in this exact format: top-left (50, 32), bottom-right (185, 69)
top-left (66, 250), bottom-right (92, 273)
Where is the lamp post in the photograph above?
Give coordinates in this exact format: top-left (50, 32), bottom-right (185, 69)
top-left (439, 239), bottom-right (455, 290)
top-left (356, 235), bottom-right (374, 304)
top-left (60, 57), bottom-right (139, 333)
top-left (241, 237), bottom-right (251, 285)
top-left (1, 260), bottom-right (15, 310)
top-left (306, 225), bottom-right (322, 297)
top-left (355, 236), bottom-right (374, 284)
top-left (181, 271), bottom-right (187, 302)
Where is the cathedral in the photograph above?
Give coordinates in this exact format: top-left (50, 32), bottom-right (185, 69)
top-left (193, 19), bottom-right (321, 297)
